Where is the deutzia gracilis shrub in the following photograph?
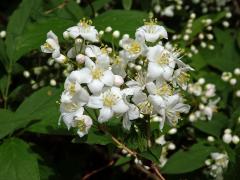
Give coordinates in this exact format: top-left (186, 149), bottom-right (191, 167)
top-left (41, 18), bottom-right (193, 138)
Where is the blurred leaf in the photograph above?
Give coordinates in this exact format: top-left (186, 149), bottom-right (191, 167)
top-left (84, 0), bottom-right (112, 16)
top-left (162, 142), bottom-right (217, 174)
top-left (203, 28), bottom-right (240, 72)
top-left (190, 11), bottom-right (226, 39)
top-left (6, 0), bottom-right (41, 62)
top-left (93, 10), bottom-right (148, 43)
top-left (0, 138), bottom-right (40, 180)
top-left (193, 113), bottom-right (228, 137)
top-left (122, 0), bottom-right (132, 10)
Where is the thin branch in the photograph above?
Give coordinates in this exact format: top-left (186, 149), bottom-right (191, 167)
top-left (82, 160), bottom-right (114, 180)
top-left (44, 0), bottom-right (69, 15)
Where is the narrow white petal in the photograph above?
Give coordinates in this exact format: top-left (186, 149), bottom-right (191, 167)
top-left (112, 100), bottom-right (129, 114)
top-left (147, 62), bottom-right (162, 79)
top-left (98, 107), bottom-right (113, 123)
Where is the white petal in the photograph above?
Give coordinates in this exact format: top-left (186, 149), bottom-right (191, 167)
top-left (85, 57), bottom-right (96, 69)
top-left (47, 31), bottom-right (58, 42)
top-left (112, 100), bottom-right (129, 114)
top-left (101, 70), bottom-right (114, 86)
top-left (69, 69), bottom-right (92, 84)
top-left (98, 107), bottom-right (113, 123)
top-left (128, 104), bottom-right (140, 120)
top-left (147, 45), bottom-right (164, 61)
top-left (88, 79), bottom-right (104, 94)
top-left (162, 66), bottom-right (174, 81)
top-left (87, 96), bottom-right (103, 109)
top-left (148, 95), bottom-right (165, 108)
top-left (85, 45), bottom-right (100, 57)
top-left (132, 92), bottom-right (147, 105)
top-left (147, 62), bottom-right (163, 79)
top-left (146, 82), bottom-right (157, 95)
top-left (67, 26), bottom-right (80, 39)
top-left (122, 115), bottom-right (132, 130)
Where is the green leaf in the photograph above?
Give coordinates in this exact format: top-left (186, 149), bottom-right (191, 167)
top-left (162, 142), bottom-right (217, 174)
top-left (0, 109), bottom-right (28, 139)
top-left (115, 156), bottom-right (131, 166)
top-left (87, 128), bottom-right (112, 145)
top-left (193, 113), bottom-right (228, 137)
top-left (17, 86), bottom-right (68, 135)
top-left (65, 0), bottom-right (84, 21)
top-left (140, 145), bottom-right (161, 164)
top-left (122, 0), bottom-right (133, 10)
top-left (93, 10), bottom-right (148, 43)
top-left (0, 138), bottom-right (40, 180)
top-left (6, 0), bottom-right (41, 62)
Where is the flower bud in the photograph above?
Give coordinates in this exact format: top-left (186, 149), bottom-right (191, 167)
top-left (114, 75), bottom-right (124, 86)
top-left (222, 133), bottom-right (232, 144)
top-left (168, 128), bottom-right (177, 135)
top-left (207, 136), bottom-right (215, 142)
top-left (113, 30), bottom-right (120, 38)
top-left (168, 143), bottom-right (176, 150)
top-left (234, 68), bottom-right (240, 75)
top-left (230, 78), bottom-right (237, 85)
top-left (105, 26), bottom-right (112, 32)
top-left (224, 128), bottom-right (232, 134)
top-left (23, 70), bottom-right (30, 78)
top-left (50, 79), bottom-right (57, 86)
top-left (76, 54), bottom-right (85, 64)
top-left (63, 31), bottom-right (70, 39)
top-left (232, 135), bottom-right (240, 144)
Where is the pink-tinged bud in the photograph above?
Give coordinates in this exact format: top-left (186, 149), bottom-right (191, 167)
top-left (76, 54), bottom-right (85, 64)
top-left (114, 75), bottom-right (124, 86)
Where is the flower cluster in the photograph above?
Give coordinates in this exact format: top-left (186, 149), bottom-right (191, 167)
top-left (41, 18), bottom-right (192, 137)
top-left (205, 152), bottom-right (229, 179)
top-left (187, 78), bottom-right (220, 122)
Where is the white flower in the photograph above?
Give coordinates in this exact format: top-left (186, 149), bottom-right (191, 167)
top-left (173, 68), bottom-right (191, 90)
top-left (146, 80), bottom-right (173, 97)
top-left (136, 24), bottom-right (167, 43)
top-left (147, 45), bottom-right (175, 81)
top-left (161, 5), bottom-right (175, 17)
top-left (87, 87), bottom-right (129, 123)
top-left (119, 35), bottom-right (147, 60)
top-left (41, 31), bottom-right (61, 58)
top-left (66, 19), bottom-right (98, 42)
top-left (72, 114), bottom-right (93, 137)
top-left (149, 94), bottom-right (190, 129)
top-left (211, 152), bottom-right (229, 168)
top-left (202, 98), bottom-right (220, 120)
top-left (85, 45), bottom-right (110, 66)
top-left (111, 55), bottom-right (128, 77)
top-left (71, 58), bottom-right (114, 94)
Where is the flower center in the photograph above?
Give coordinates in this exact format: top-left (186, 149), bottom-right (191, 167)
top-left (138, 101), bottom-right (153, 114)
top-left (156, 83), bottom-right (173, 96)
top-left (103, 91), bottom-right (119, 107)
top-left (69, 83), bottom-right (76, 95)
top-left (128, 41), bottom-right (141, 54)
top-left (157, 51), bottom-right (169, 65)
top-left (91, 68), bottom-right (103, 79)
top-left (43, 42), bottom-right (53, 50)
top-left (113, 56), bottom-right (122, 65)
top-left (62, 102), bottom-right (79, 112)
top-left (79, 18), bottom-right (92, 29)
top-left (76, 119), bottom-right (86, 132)
top-left (177, 72), bottom-right (190, 85)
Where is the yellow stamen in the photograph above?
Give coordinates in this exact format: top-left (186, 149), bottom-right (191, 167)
top-left (91, 68), bottom-right (103, 79)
